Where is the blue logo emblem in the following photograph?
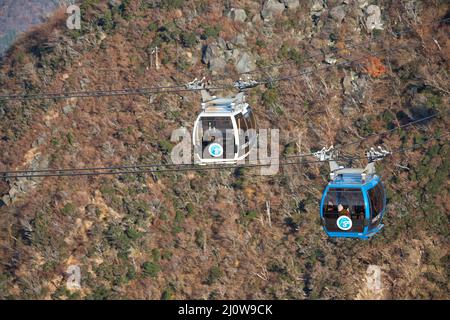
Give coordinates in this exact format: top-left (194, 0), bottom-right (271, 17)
top-left (208, 143), bottom-right (223, 157)
top-left (336, 216), bottom-right (352, 231)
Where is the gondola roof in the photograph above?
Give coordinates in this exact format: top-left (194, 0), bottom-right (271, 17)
top-left (200, 91), bottom-right (247, 113)
top-left (330, 174), bottom-right (376, 185)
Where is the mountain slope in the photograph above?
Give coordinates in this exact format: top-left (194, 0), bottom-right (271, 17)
top-left (0, 0), bottom-right (448, 299)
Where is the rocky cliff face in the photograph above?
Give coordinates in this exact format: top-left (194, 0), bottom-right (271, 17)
top-left (0, 0), bottom-right (448, 300)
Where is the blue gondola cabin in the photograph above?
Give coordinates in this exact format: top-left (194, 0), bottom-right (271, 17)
top-left (316, 147), bottom-right (389, 239)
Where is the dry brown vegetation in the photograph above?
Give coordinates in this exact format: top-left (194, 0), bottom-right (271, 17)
top-left (0, 0), bottom-right (448, 300)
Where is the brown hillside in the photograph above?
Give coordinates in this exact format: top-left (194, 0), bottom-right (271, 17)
top-left (0, 0), bottom-right (448, 299)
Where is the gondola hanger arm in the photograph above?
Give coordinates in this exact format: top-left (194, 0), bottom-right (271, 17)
top-left (366, 146), bottom-right (391, 163)
top-left (185, 77), bottom-right (206, 90)
top-left (313, 145), bottom-right (335, 161)
top-left (233, 77), bottom-right (260, 91)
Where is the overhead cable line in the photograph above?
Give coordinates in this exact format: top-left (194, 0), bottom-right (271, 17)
top-left (1, 17), bottom-right (448, 102)
top-left (1, 131), bottom-right (447, 179)
top-left (0, 112), bottom-right (442, 175)
top-left (0, 42), bottom-right (408, 101)
top-left (278, 111), bottom-right (444, 160)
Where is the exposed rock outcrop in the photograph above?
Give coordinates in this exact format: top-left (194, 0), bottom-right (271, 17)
top-left (283, 0), bottom-right (300, 10)
top-left (1, 153), bottom-right (49, 206)
top-left (329, 5), bottom-right (347, 24)
top-left (235, 52), bottom-right (256, 74)
top-left (229, 8), bottom-right (247, 22)
top-left (261, 0), bottom-right (285, 21)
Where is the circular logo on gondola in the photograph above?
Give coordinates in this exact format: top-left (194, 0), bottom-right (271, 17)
top-left (208, 143), bottom-right (223, 157)
top-left (336, 216), bottom-right (352, 231)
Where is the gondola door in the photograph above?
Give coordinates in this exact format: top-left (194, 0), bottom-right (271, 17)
top-left (322, 188), bottom-right (366, 234)
top-left (367, 182), bottom-right (386, 230)
top-left (235, 113), bottom-right (249, 157)
top-left (199, 116), bottom-right (236, 161)
top-left (235, 107), bottom-right (257, 158)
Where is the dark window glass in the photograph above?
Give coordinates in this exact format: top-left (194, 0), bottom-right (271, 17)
top-left (201, 117), bottom-right (232, 133)
top-left (198, 117), bottom-right (233, 143)
top-left (198, 117), bottom-right (235, 159)
top-left (235, 113), bottom-right (248, 132)
top-left (243, 108), bottom-right (255, 130)
top-left (368, 183), bottom-right (385, 219)
top-left (322, 188), bottom-right (365, 232)
top-left (236, 111), bottom-right (258, 156)
top-left (323, 188), bottom-right (365, 216)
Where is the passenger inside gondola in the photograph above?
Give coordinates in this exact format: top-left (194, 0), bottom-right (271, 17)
top-left (338, 204), bottom-right (351, 217)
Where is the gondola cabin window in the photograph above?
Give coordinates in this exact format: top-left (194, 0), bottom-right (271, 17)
top-left (198, 117), bottom-right (235, 158)
top-left (243, 107), bottom-right (256, 130)
top-left (368, 182), bottom-right (385, 228)
top-left (323, 188), bottom-right (366, 232)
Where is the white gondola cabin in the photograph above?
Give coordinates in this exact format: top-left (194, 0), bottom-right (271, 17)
top-left (193, 90), bottom-right (257, 164)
